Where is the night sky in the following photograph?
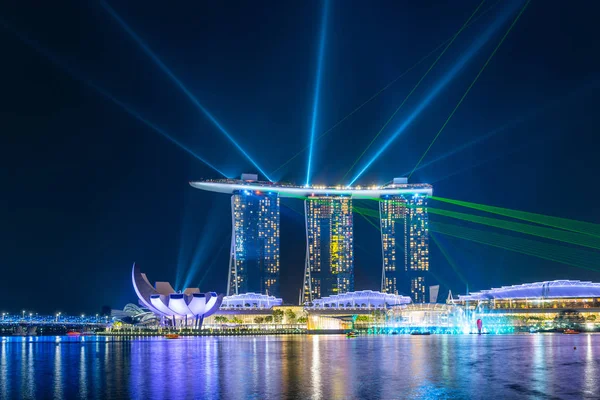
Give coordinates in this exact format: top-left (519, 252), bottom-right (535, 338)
top-left (1, 1), bottom-right (599, 314)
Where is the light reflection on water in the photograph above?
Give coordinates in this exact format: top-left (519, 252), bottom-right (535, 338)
top-left (0, 334), bottom-right (598, 399)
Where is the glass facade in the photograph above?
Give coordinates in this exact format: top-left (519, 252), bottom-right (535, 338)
top-left (407, 194), bottom-right (429, 303)
top-left (379, 196), bottom-right (407, 295)
top-left (229, 190), bottom-right (280, 297)
top-left (380, 194), bottom-right (429, 303)
top-left (303, 196), bottom-right (354, 302)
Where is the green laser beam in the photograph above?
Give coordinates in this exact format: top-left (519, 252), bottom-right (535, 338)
top-left (269, 0), bottom-right (502, 177)
top-left (341, 0), bottom-right (487, 183)
top-left (431, 221), bottom-right (600, 273)
top-left (408, 0), bottom-right (531, 179)
top-left (429, 207), bottom-right (600, 251)
top-left (426, 269), bottom-right (452, 294)
top-left (356, 202), bottom-right (600, 252)
top-left (430, 232), bottom-right (469, 287)
top-left (431, 221), bottom-right (593, 265)
top-left (356, 210), bottom-right (381, 232)
top-left (431, 196), bottom-right (600, 239)
top-left (354, 206), bottom-right (380, 218)
top-left (431, 222), bottom-right (588, 265)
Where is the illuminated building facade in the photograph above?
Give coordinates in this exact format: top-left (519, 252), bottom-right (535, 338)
top-left (406, 194), bottom-right (429, 303)
top-left (303, 196), bottom-right (354, 302)
top-left (379, 195), bottom-right (407, 296)
top-left (190, 175), bottom-right (432, 303)
top-left (380, 178), bottom-right (430, 303)
top-left (228, 189), bottom-right (280, 297)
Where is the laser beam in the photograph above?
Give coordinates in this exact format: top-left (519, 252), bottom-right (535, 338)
top-left (408, 0), bottom-right (531, 179)
top-left (1, 20), bottom-right (229, 178)
top-left (404, 81), bottom-right (599, 176)
top-left (429, 134), bottom-right (557, 184)
top-left (431, 196), bottom-right (600, 238)
top-left (101, 1), bottom-right (272, 181)
top-left (429, 207), bottom-right (600, 250)
top-left (431, 221), bottom-right (600, 273)
top-left (194, 234), bottom-right (230, 289)
top-left (306, 0), bottom-right (330, 187)
top-left (348, 1), bottom-right (521, 186)
top-left (270, 0), bottom-right (504, 178)
top-left (341, 0), bottom-right (486, 183)
top-left (430, 233), bottom-right (469, 288)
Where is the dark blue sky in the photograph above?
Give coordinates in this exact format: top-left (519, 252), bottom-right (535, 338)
top-left (1, 1), bottom-right (599, 313)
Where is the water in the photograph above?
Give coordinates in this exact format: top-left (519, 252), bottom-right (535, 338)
top-left (0, 334), bottom-right (598, 399)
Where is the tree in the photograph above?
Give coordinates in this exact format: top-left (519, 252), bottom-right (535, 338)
top-left (586, 314), bottom-right (597, 322)
top-left (285, 309), bottom-right (296, 323)
top-left (272, 309), bottom-right (284, 323)
top-left (554, 309), bottom-right (585, 329)
top-left (264, 316), bottom-right (273, 323)
top-left (297, 316), bottom-right (307, 324)
top-left (254, 317), bottom-right (265, 324)
top-left (214, 316), bottom-right (228, 324)
top-left (230, 317), bottom-right (243, 325)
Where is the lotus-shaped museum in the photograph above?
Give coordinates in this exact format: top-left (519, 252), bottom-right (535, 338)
top-left (132, 263), bottom-right (223, 327)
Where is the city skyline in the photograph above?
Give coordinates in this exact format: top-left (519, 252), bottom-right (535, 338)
top-left (192, 176), bottom-right (433, 303)
top-left (1, 1), bottom-right (598, 313)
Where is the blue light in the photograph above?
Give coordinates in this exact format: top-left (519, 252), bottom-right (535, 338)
top-left (101, 1), bottom-right (272, 181)
top-left (348, 4), bottom-right (518, 186)
top-left (402, 79), bottom-right (600, 176)
top-left (106, 94), bottom-right (230, 178)
top-left (305, 0), bottom-right (330, 186)
top-left (2, 19), bottom-right (230, 178)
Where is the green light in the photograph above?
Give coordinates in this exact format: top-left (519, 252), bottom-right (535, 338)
top-left (408, 0), bottom-right (531, 178)
top-left (430, 233), bottom-right (468, 287)
top-left (429, 207), bottom-right (600, 251)
top-left (431, 196), bottom-right (600, 238)
top-left (341, 0), bottom-right (487, 183)
top-left (355, 210), bottom-right (381, 232)
top-left (269, 0), bottom-right (502, 177)
top-left (431, 221), bottom-right (600, 273)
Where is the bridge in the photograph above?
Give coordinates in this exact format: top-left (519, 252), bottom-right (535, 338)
top-left (0, 314), bottom-right (109, 334)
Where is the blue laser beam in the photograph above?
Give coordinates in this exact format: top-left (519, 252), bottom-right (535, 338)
top-left (179, 200), bottom-right (229, 290)
top-left (405, 79), bottom-right (600, 176)
top-left (430, 133), bottom-right (560, 183)
top-left (305, 0), bottom-right (330, 187)
top-left (194, 233), bottom-right (230, 290)
top-left (101, 1), bottom-right (271, 181)
top-left (0, 19), bottom-right (229, 178)
top-left (348, 2), bottom-right (521, 186)
top-left (101, 91), bottom-right (230, 178)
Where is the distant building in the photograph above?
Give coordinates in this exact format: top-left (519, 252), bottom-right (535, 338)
top-left (229, 189), bottom-right (280, 297)
top-left (303, 195), bottom-right (354, 302)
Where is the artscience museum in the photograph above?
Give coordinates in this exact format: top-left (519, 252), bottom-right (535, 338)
top-left (132, 263), bottom-right (223, 328)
